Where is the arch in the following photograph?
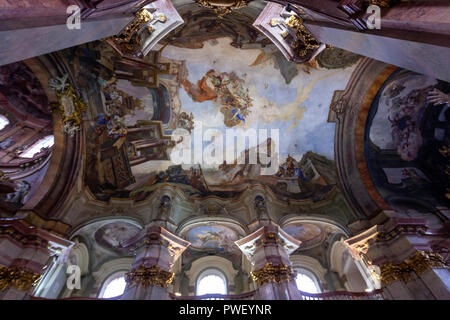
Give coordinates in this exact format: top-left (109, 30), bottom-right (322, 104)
top-left (176, 215), bottom-right (249, 239)
top-left (68, 239), bottom-right (90, 276)
top-left (184, 256), bottom-right (239, 295)
top-left (294, 267), bottom-right (322, 293)
top-left (290, 254), bottom-right (327, 290)
top-left (0, 114), bottom-right (9, 131)
top-left (329, 240), bottom-right (379, 291)
top-left (69, 216), bottom-right (144, 239)
top-left (20, 135), bottom-right (55, 158)
top-left (98, 270), bottom-right (128, 299)
top-left (196, 268), bottom-right (228, 296)
top-left (92, 257), bottom-right (133, 297)
top-left (17, 55), bottom-right (82, 224)
top-left (280, 215), bottom-right (350, 237)
top-left (334, 58), bottom-right (396, 218)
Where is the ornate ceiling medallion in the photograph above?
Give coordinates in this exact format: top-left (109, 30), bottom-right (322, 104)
top-left (195, 0), bottom-right (251, 18)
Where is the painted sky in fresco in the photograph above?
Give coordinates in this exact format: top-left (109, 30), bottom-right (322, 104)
top-left (162, 37), bottom-right (356, 162)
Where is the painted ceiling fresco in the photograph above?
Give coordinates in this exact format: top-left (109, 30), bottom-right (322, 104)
top-left (162, 38), bottom-right (356, 160)
top-left (282, 221), bottom-right (344, 250)
top-left (365, 69), bottom-right (450, 210)
top-left (94, 221), bottom-right (142, 251)
top-left (67, 34), bottom-right (358, 202)
top-left (182, 224), bottom-right (243, 255)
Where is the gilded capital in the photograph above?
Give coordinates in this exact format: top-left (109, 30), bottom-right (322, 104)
top-left (378, 250), bottom-right (448, 285)
top-left (125, 265), bottom-right (174, 288)
top-left (0, 266), bottom-right (41, 292)
top-left (251, 262), bottom-right (295, 286)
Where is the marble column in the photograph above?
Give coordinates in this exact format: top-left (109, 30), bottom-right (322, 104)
top-left (346, 214), bottom-right (450, 300)
top-left (305, 23), bottom-right (450, 82)
top-left (0, 218), bottom-right (73, 300)
top-left (235, 222), bottom-right (302, 300)
top-left (0, 0), bottom-right (151, 66)
top-left (120, 225), bottom-right (190, 300)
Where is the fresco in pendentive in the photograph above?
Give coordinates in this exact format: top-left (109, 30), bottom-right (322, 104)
top-left (69, 37), bottom-right (358, 201)
top-left (365, 69), bottom-right (450, 210)
top-left (183, 224), bottom-right (243, 255)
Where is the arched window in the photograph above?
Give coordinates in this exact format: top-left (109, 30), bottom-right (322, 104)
top-left (0, 115), bottom-right (9, 131)
top-left (20, 135), bottom-right (54, 158)
top-left (98, 271), bottom-right (127, 299)
top-left (196, 269), bottom-right (227, 297)
top-left (295, 268), bottom-right (321, 293)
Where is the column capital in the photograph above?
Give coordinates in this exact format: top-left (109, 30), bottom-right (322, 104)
top-left (0, 265), bottom-right (41, 292)
top-left (235, 223), bottom-right (301, 263)
top-left (120, 225), bottom-right (190, 299)
top-left (251, 262), bottom-right (296, 287)
top-left (377, 250), bottom-right (448, 286)
top-left (125, 265), bottom-right (174, 289)
top-left (121, 225), bottom-right (190, 261)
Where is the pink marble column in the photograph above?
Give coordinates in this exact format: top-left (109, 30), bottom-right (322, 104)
top-left (0, 0), bottom-right (147, 66)
top-left (346, 214), bottom-right (450, 300)
top-left (120, 225), bottom-right (190, 300)
top-left (235, 222), bottom-right (302, 300)
top-left (0, 218), bottom-right (73, 300)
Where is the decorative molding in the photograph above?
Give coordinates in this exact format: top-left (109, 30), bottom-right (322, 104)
top-left (15, 211), bottom-right (71, 237)
top-left (0, 170), bottom-right (11, 183)
top-left (0, 266), bottom-right (41, 291)
top-left (251, 262), bottom-right (295, 286)
top-left (0, 225), bottom-right (47, 248)
top-left (184, 255), bottom-right (239, 289)
top-left (195, 0), bottom-right (251, 18)
top-left (290, 254), bottom-right (328, 283)
top-left (377, 250), bottom-right (448, 285)
top-left (282, 15), bottom-right (320, 58)
top-left (113, 8), bottom-right (165, 55)
top-left (125, 265), bottom-right (174, 288)
top-left (49, 78), bottom-right (88, 138)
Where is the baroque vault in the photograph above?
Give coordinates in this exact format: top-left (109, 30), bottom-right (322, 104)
top-left (0, 0), bottom-right (448, 301)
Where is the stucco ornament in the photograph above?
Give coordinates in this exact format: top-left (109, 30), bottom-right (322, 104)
top-left (49, 74), bottom-right (87, 138)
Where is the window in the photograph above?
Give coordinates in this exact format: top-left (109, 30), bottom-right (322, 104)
top-left (196, 269), bottom-right (227, 297)
top-left (20, 135), bottom-right (54, 158)
top-left (98, 272), bottom-right (127, 299)
top-left (0, 115), bottom-right (9, 131)
top-left (295, 268), bottom-right (321, 293)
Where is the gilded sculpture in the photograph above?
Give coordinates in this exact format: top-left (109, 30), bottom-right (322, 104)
top-left (50, 75), bottom-right (87, 138)
top-left (113, 8), bottom-right (167, 55)
top-left (125, 265), bottom-right (174, 288)
top-left (195, 0), bottom-right (250, 17)
top-left (377, 250), bottom-right (448, 285)
top-left (251, 262), bottom-right (295, 286)
top-left (0, 266), bottom-right (41, 292)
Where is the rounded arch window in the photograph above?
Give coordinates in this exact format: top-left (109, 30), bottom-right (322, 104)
top-left (196, 268), bottom-right (228, 296)
top-left (294, 268), bottom-right (321, 293)
top-left (0, 114), bottom-right (9, 131)
top-left (20, 135), bottom-right (54, 158)
top-left (98, 271), bottom-right (127, 299)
